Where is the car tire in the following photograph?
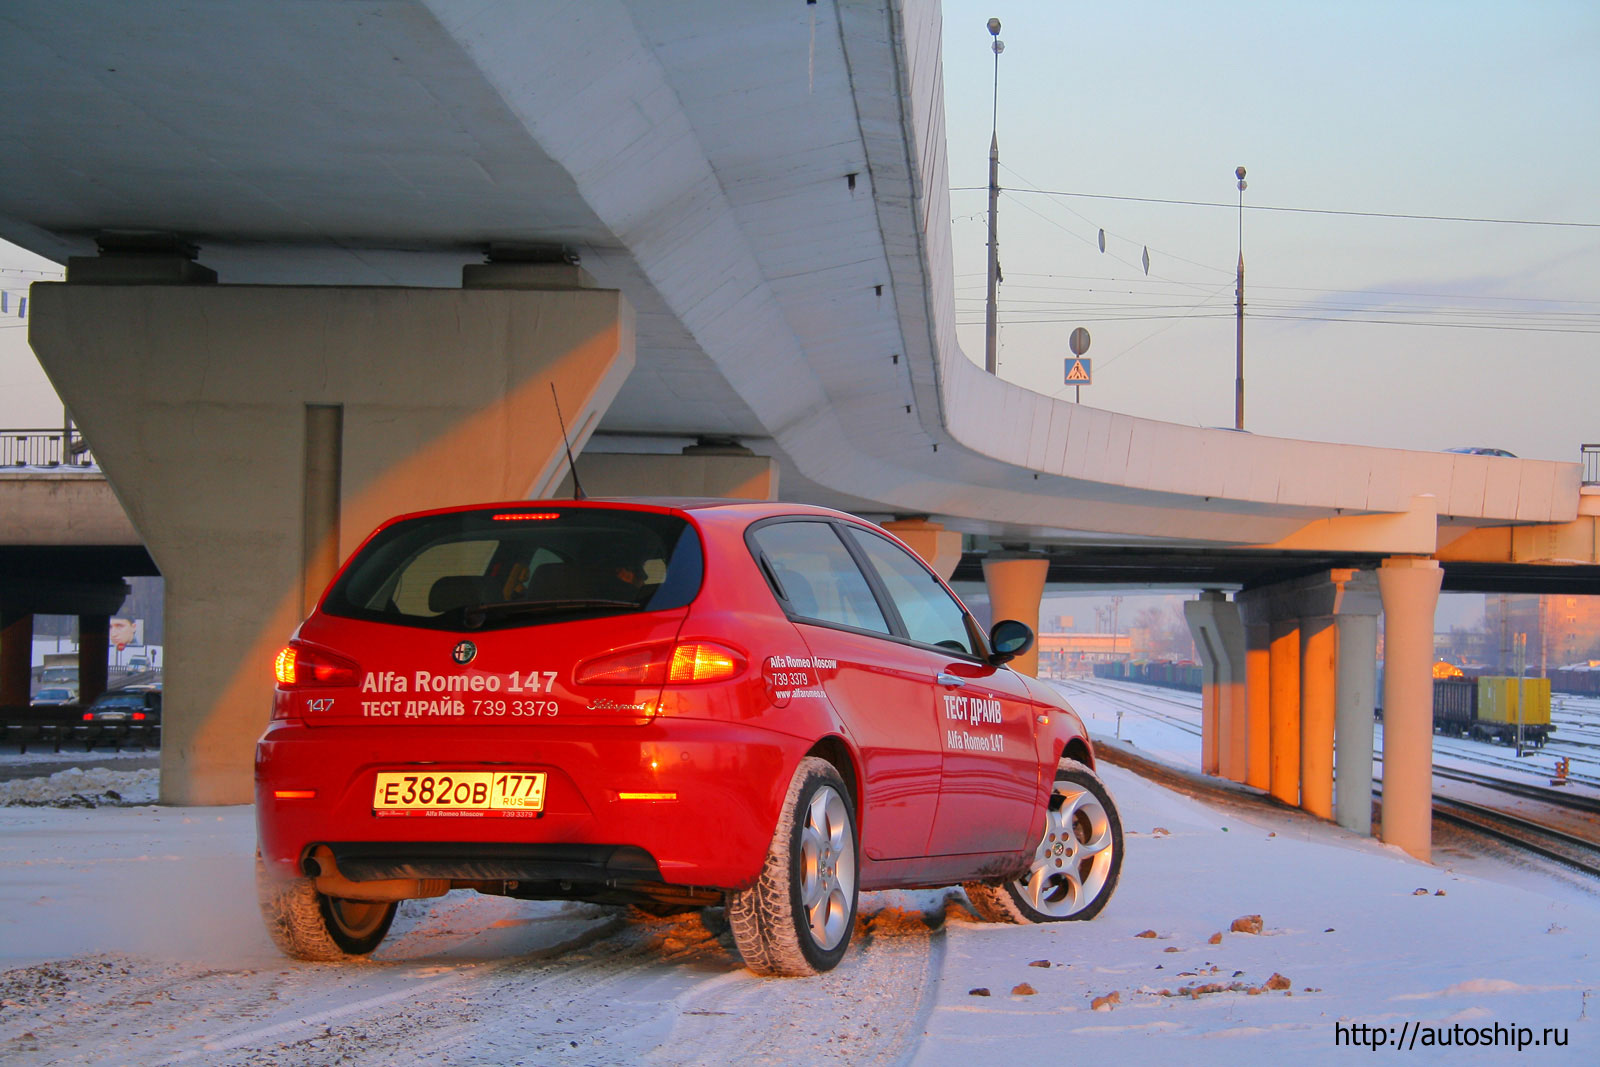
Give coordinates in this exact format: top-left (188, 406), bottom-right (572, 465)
top-left (255, 853), bottom-right (397, 961)
top-left (727, 757), bottom-right (858, 976)
top-left (964, 759), bottom-right (1122, 924)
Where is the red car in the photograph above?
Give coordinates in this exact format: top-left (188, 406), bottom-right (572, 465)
top-left (256, 499), bottom-right (1122, 975)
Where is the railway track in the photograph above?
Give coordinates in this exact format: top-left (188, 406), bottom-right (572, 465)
top-left (1373, 775), bottom-right (1600, 879)
top-left (1054, 678), bottom-right (1202, 737)
top-left (1424, 735), bottom-right (1600, 789)
top-left (1371, 755), bottom-right (1600, 815)
top-left (1430, 796), bottom-right (1600, 879)
top-left (1070, 677), bottom-right (1600, 875)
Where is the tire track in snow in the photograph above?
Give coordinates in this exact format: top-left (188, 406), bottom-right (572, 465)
top-left (0, 896), bottom-right (630, 1067)
top-left (642, 891), bottom-right (956, 1067)
top-left (196, 903), bottom-right (737, 1067)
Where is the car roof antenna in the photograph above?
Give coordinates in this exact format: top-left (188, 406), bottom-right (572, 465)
top-left (550, 383), bottom-right (587, 500)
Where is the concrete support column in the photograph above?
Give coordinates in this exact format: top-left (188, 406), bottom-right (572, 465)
top-left (31, 266), bottom-right (634, 804)
top-left (1183, 591), bottom-right (1246, 779)
top-left (554, 448), bottom-right (780, 504)
top-left (1242, 620), bottom-right (1272, 791)
top-left (1299, 615), bottom-right (1337, 819)
top-left (1267, 618), bottom-right (1302, 806)
top-left (981, 554), bottom-right (1049, 677)
top-left (1, 608), bottom-right (32, 706)
top-left (1335, 611), bottom-right (1379, 835)
top-left (300, 404), bottom-right (344, 620)
top-left (78, 614), bottom-right (110, 706)
top-left (1377, 557), bottom-right (1443, 862)
top-left (882, 519), bottom-right (964, 581)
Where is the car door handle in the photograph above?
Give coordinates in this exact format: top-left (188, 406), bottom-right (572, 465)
top-left (935, 673), bottom-right (967, 688)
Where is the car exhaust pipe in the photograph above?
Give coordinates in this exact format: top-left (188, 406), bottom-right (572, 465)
top-left (303, 845), bottom-right (448, 902)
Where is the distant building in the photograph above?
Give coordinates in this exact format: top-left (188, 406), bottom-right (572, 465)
top-left (1484, 594), bottom-right (1600, 674)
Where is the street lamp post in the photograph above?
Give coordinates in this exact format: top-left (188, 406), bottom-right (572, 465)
top-left (984, 18), bottom-right (1004, 375)
top-left (1234, 166), bottom-right (1247, 430)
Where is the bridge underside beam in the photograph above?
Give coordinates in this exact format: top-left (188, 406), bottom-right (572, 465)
top-left (30, 269), bottom-right (633, 804)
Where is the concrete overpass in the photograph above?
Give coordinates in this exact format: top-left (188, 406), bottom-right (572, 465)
top-left (2, 1), bottom-right (1595, 861)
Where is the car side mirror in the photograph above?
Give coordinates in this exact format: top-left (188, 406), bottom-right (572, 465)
top-left (987, 619), bottom-right (1034, 666)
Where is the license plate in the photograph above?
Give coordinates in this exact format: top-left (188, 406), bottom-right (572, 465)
top-left (99, 713), bottom-right (128, 721)
top-left (372, 771), bottom-right (546, 817)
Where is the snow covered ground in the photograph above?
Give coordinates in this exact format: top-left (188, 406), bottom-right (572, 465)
top-left (1, 704), bottom-right (1596, 1065)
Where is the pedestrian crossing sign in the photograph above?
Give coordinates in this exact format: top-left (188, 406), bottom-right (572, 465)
top-left (1064, 358), bottom-right (1091, 384)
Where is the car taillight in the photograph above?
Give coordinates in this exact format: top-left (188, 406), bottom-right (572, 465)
top-left (668, 642), bottom-right (743, 683)
top-left (82, 712), bottom-right (93, 721)
top-left (132, 712), bottom-right (146, 721)
top-left (575, 641), bottom-right (745, 686)
top-left (273, 643), bottom-right (359, 689)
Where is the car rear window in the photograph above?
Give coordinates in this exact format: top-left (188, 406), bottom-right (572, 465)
top-left (322, 507), bottom-right (703, 632)
top-left (94, 694), bottom-right (147, 709)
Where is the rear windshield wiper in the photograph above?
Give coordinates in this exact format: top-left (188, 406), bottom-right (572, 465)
top-left (461, 598), bottom-right (643, 629)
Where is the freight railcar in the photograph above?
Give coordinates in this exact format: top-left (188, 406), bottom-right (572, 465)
top-left (1549, 665), bottom-right (1600, 698)
top-left (1431, 676), bottom-right (1552, 746)
top-left (1093, 660), bottom-right (1202, 692)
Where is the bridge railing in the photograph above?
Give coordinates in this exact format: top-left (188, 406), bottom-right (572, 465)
top-left (1584, 444), bottom-right (1600, 486)
top-left (0, 428), bottom-right (96, 468)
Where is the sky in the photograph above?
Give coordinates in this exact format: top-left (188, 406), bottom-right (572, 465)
top-left (0, 241), bottom-right (59, 428)
top-left (3, 1), bottom-right (1596, 459)
top-left (940, 0), bottom-right (1600, 461)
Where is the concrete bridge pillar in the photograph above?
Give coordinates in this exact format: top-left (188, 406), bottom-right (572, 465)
top-left (1299, 615), bottom-right (1337, 819)
top-left (882, 519), bottom-right (964, 581)
top-left (1237, 569), bottom-right (1381, 819)
top-left (981, 554), bottom-right (1049, 677)
top-left (552, 444), bottom-right (779, 504)
top-left (1376, 556), bottom-right (1443, 861)
top-left (1267, 618), bottom-right (1302, 806)
top-left (0, 608), bottom-right (32, 706)
top-left (1334, 610), bottom-right (1379, 835)
top-left (29, 254), bottom-right (634, 804)
top-left (77, 613), bottom-right (110, 706)
top-left (1183, 591), bottom-right (1246, 779)
top-left (1242, 618), bottom-right (1272, 791)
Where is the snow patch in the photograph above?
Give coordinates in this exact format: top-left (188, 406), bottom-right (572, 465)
top-left (1395, 977), bottom-right (1573, 999)
top-left (0, 767), bottom-right (158, 807)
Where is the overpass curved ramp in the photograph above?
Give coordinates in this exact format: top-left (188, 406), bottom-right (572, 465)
top-left (0, 0), bottom-right (1584, 558)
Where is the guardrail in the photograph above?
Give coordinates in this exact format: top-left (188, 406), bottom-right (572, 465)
top-left (2, 705), bottom-right (161, 753)
top-left (0, 428), bottom-right (95, 468)
top-left (1583, 443), bottom-right (1599, 486)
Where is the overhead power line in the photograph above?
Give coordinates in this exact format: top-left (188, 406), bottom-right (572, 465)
top-left (951, 186), bottom-right (1600, 229)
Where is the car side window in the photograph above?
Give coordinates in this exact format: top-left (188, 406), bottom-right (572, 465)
top-left (750, 521), bottom-right (890, 635)
top-left (844, 528), bottom-right (978, 656)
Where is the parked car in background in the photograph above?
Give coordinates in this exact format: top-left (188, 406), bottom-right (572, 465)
top-left (1444, 446), bottom-right (1517, 458)
top-left (30, 687), bottom-right (77, 706)
top-left (256, 499), bottom-right (1123, 975)
top-left (79, 687), bottom-right (162, 732)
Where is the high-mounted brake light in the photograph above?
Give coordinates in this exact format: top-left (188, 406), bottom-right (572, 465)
top-left (274, 644), bottom-right (359, 688)
top-left (575, 641), bottom-right (746, 687)
top-left (491, 512), bottom-right (560, 522)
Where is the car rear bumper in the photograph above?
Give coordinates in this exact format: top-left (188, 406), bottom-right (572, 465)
top-left (254, 719), bottom-right (799, 891)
